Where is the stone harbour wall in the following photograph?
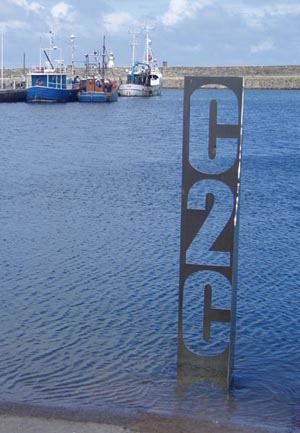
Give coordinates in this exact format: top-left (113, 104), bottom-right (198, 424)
top-left (158, 65), bottom-right (300, 89)
top-left (113, 65), bottom-right (300, 89)
top-left (3, 65), bottom-right (300, 89)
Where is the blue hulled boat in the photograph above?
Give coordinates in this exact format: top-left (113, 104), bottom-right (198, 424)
top-left (26, 32), bottom-right (79, 103)
top-left (78, 77), bottom-right (118, 103)
top-left (77, 36), bottom-right (118, 103)
top-left (26, 71), bottom-right (79, 103)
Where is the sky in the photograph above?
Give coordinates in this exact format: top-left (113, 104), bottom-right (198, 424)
top-left (1, 0), bottom-right (300, 68)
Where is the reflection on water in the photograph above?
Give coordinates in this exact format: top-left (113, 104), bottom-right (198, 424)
top-left (0, 90), bottom-right (299, 433)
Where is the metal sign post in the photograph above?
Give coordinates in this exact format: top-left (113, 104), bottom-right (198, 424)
top-left (177, 76), bottom-right (244, 389)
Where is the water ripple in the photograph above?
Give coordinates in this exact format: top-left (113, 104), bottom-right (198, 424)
top-left (0, 91), bottom-right (299, 432)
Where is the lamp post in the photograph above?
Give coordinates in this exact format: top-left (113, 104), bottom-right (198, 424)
top-left (1, 30), bottom-right (4, 89)
top-left (70, 34), bottom-right (75, 80)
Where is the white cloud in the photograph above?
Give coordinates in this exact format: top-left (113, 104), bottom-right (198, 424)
top-left (184, 43), bottom-right (203, 52)
top-left (161, 0), bottom-right (212, 26)
top-left (51, 2), bottom-right (76, 23)
top-left (241, 4), bottom-right (300, 27)
top-left (103, 12), bottom-right (138, 33)
top-left (250, 39), bottom-right (274, 54)
top-left (9, 0), bottom-right (43, 13)
top-left (0, 20), bottom-right (26, 32)
top-left (265, 4), bottom-right (300, 16)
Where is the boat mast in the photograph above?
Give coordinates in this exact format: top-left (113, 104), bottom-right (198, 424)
top-left (102, 35), bottom-right (106, 79)
top-left (145, 25), bottom-right (149, 64)
top-left (39, 35), bottom-right (42, 69)
top-left (84, 54), bottom-right (89, 78)
top-left (129, 30), bottom-right (139, 66)
top-left (143, 24), bottom-right (153, 64)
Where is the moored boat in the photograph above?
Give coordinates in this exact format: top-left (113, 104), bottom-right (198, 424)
top-left (78, 77), bottom-right (118, 102)
top-left (26, 31), bottom-right (79, 103)
top-left (118, 61), bottom-right (161, 97)
top-left (78, 37), bottom-right (118, 103)
top-left (118, 25), bottom-right (162, 97)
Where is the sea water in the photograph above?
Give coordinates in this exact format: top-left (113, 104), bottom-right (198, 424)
top-left (0, 89), bottom-right (299, 432)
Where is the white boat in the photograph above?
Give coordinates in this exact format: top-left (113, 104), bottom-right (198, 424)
top-left (118, 26), bottom-right (162, 97)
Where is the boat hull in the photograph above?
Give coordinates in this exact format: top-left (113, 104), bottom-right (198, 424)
top-left (78, 89), bottom-right (118, 103)
top-left (118, 83), bottom-right (161, 97)
top-left (26, 86), bottom-right (79, 103)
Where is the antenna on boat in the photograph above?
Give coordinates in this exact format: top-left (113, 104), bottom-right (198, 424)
top-left (48, 29), bottom-right (55, 67)
top-left (49, 29), bottom-right (54, 48)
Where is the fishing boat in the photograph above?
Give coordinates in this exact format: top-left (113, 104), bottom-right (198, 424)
top-left (78, 37), bottom-right (118, 103)
top-left (26, 31), bottom-right (79, 103)
top-left (78, 77), bottom-right (118, 102)
top-left (118, 26), bottom-right (162, 97)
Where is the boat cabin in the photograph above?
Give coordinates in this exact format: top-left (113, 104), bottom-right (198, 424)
top-left (79, 77), bottom-right (114, 93)
top-left (127, 62), bottom-right (151, 85)
top-left (27, 68), bottom-right (73, 90)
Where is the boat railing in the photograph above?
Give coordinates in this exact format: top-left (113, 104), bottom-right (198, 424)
top-left (32, 65), bottom-right (67, 74)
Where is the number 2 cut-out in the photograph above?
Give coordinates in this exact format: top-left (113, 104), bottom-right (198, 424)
top-left (186, 179), bottom-right (233, 268)
top-left (177, 77), bottom-right (244, 389)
